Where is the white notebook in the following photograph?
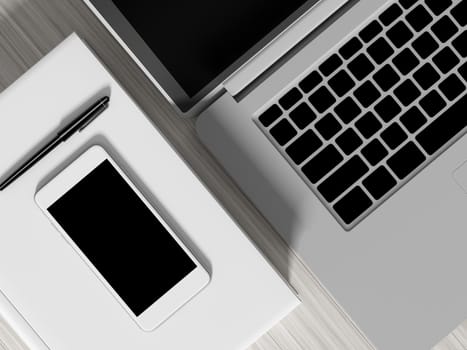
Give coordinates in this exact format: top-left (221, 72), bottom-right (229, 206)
top-left (0, 34), bottom-right (299, 350)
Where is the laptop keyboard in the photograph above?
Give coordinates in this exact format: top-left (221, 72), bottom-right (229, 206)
top-left (256, 0), bottom-right (467, 229)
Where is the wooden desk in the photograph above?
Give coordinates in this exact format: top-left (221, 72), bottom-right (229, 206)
top-left (0, 1), bottom-right (465, 349)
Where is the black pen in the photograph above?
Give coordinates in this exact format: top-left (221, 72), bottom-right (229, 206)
top-left (0, 96), bottom-right (110, 191)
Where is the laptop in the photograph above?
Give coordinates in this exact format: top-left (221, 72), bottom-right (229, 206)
top-left (84, 0), bottom-right (467, 349)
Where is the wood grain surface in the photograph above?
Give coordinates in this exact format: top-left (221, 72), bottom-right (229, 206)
top-left (0, 1), bottom-right (465, 349)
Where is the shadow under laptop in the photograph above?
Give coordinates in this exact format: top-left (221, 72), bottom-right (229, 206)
top-left (218, 156), bottom-right (306, 285)
top-left (195, 117), bottom-right (308, 284)
top-left (233, 177), bottom-right (305, 285)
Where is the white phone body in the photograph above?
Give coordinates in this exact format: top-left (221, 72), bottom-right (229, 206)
top-left (35, 145), bottom-right (210, 331)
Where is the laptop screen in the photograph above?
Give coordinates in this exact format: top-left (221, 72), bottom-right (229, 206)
top-left (111, 0), bottom-right (310, 98)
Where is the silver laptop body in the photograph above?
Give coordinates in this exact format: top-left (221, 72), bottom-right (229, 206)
top-left (85, 0), bottom-right (467, 348)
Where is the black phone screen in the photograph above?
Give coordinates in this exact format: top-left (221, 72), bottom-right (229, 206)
top-left (48, 160), bottom-right (196, 316)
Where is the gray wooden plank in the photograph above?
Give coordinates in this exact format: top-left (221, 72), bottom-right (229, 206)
top-left (249, 333), bottom-right (282, 350)
top-left (0, 319), bottom-right (28, 350)
top-left (433, 334), bottom-right (466, 350)
top-left (453, 321), bottom-right (467, 349)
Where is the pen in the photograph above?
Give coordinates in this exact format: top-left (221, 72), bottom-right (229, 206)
top-left (0, 96), bottom-right (110, 191)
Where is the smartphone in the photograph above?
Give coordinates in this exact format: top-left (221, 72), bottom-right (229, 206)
top-left (35, 145), bottom-right (209, 331)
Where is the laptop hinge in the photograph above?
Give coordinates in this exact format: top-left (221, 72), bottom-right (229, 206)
top-left (224, 0), bottom-right (356, 100)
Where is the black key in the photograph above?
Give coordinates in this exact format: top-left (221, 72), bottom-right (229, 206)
top-left (270, 119), bottom-right (297, 145)
top-left (412, 32), bottom-right (439, 59)
top-left (413, 63), bottom-right (440, 90)
top-left (286, 129), bottom-right (323, 164)
top-left (387, 21), bottom-right (414, 48)
top-left (393, 48), bottom-right (420, 75)
top-left (334, 97), bottom-right (362, 124)
top-left (439, 74), bottom-right (465, 101)
top-left (348, 54), bottom-right (375, 81)
top-left (334, 186), bottom-right (372, 225)
top-left (406, 5), bottom-right (433, 32)
top-left (381, 122), bottom-right (408, 149)
top-left (315, 113), bottom-right (342, 140)
top-left (453, 32), bottom-right (467, 58)
top-left (259, 104), bottom-right (282, 127)
top-left (362, 139), bottom-right (388, 166)
top-left (339, 37), bottom-right (363, 59)
top-left (289, 103), bottom-right (316, 129)
top-left (355, 112), bottom-right (382, 138)
top-left (433, 47), bottom-right (460, 74)
top-left (328, 70), bottom-right (355, 97)
top-left (302, 145), bottom-right (344, 184)
top-left (387, 141), bottom-right (426, 179)
top-left (375, 96), bottom-right (402, 122)
top-left (368, 37), bottom-right (395, 64)
top-left (363, 166), bottom-right (397, 200)
top-left (299, 71), bottom-right (323, 93)
top-left (373, 98), bottom-right (397, 126)
top-left (279, 87), bottom-right (302, 110)
top-left (309, 86), bottom-right (336, 113)
top-left (400, 106), bottom-right (427, 133)
top-left (319, 54), bottom-right (343, 77)
top-left (394, 80), bottom-right (421, 106)
top-left (419, 90), bottom-right (446, 117)
top-left (354, 81), bottom-right (381, 107)
top-left (451, 0), bottom-right (467, 26)
top-left (432, 16), bottom-right (458, 43)
top-left (359, 20), bottom-right (383, 43)
top-left (416, 93), bottom-right (467, 155)
top-left (425, 0), bottom-right (452, 16)
top-left (318, 156), bottom-right (369, 202)
top-left (380, 4), bottom-right (403, 26)
top-left (336, 128), bottom-right (363, 155)
top-left (459, 62), bottom-right (467, 82)
top-left (373, 64), bottom-right (401, 91)
top-left (400, 0), bottom-right (418, 10)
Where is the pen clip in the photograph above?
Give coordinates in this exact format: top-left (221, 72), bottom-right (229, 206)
top-left (79, 102), bottom-right (107, 132)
